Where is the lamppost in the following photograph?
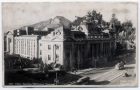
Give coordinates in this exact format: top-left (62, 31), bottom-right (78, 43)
top-left (54, 68), bottom-right (60, 85)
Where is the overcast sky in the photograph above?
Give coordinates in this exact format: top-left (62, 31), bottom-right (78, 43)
top-left (2, 2), bottom-right (137, 32)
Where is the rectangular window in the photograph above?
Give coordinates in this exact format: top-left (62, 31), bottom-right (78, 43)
top-left (48, 55), bottom-right (51, 60)
top-left (48, 45), bottom-right (51, 50)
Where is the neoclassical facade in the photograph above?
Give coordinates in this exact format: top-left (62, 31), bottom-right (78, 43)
top-left (6, 16), bottom-right (116, 70)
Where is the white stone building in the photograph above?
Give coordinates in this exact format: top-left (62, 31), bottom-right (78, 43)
top-left (14, 35), bottom-right (40, 59)
top-left (39, 26), bottom-right (64, 65)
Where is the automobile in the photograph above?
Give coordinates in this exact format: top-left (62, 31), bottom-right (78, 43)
top-left (115, 61), bottom-right (125, 70)
top-left (74, 76), bottom-right (90, 85)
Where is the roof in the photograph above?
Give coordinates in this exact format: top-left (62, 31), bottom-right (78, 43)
top-left (6, 31), bottom-right (13, 35)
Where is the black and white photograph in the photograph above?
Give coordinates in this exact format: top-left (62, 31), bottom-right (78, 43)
top-left (2, 1), bottom-right (138, 87)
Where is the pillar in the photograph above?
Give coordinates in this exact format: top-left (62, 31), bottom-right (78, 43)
top-left (77, 44), bottom-right (80, 69)
top-left (100, 42), bottom-right (103, 57)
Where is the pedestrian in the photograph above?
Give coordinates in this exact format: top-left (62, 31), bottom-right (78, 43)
top-left (123, 70), bottom-right (129, 77)
top-left (119, 61), bottom-right (125, 70)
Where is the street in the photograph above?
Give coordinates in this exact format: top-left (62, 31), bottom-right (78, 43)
top-left (75, 51), bottom-right (136, 85)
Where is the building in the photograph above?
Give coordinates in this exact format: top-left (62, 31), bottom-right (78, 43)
top-left (14, 35), bottom-right (40, 59)
top-left (6, 16), bottom-right (116, 70)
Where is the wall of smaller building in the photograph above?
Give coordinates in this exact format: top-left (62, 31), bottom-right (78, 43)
top-left (14, 35), bottom-right (39, 59)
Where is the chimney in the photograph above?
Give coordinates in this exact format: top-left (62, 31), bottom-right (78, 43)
top-left (25, 27), bottom-right (29, 35)
top-left (17, 29), bottom-right (20, 36)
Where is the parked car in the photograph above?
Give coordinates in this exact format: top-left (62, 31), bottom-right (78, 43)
top-left (74, 76), bottom-right (90, 85)
top-left (115, 61), bottom-right (125, 70)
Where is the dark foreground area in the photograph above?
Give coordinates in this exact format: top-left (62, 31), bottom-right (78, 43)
top-left (4, 50), bottom-right (136, 86)
top-left (5, 70), bottom-right (81, 85)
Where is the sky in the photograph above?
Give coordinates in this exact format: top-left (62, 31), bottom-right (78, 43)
top-left (2, 2), bottom-right (138, 33)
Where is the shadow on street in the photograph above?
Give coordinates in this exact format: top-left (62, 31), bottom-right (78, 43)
top-left (87, 80), bottom-right (110, 85)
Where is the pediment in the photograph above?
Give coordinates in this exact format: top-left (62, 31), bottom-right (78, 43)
top-left (6, 31), bottom-right (13, 35)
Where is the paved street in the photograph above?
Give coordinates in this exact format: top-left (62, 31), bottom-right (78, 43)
top-left (109, 64), bottom-right (137, 86)
top-left (73, 51), bottom-right (136, 85)
top-left (79, 67), bottom-right (113, 80)
top-left (108, 51), bottom-right (137, 86)
top-left (85, 64), bottom-right (136, 85)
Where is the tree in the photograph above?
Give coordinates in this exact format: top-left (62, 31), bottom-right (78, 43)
top-left (72, 16), bottom-right (84, 26)
top-left (72, 10), bottom-right (104, 26)
top-left (121, 21), bottom-right (135, 41)
top-left (110, 13), bottom-right (122, 33)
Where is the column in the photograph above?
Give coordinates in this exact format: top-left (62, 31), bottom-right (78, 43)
top-left (71, 43), bottom-right (75, 69)
top-left (92, 44), bottom-right (95, 67)
top-left (70, 44), bottom-right (73, 69)
top-left (96, 43), bottom-right (98, 58)
top-left (103, 43), bottom-right (105, 56)
top-left (6, 37), bottom-right (9, 52)
top-left (109, 42), bottom-right (111, 56)
top-left (77, 45), bottom-right (80, 69)
top-left (100, 42), bottom-right (103, 57)
top-left (26, 39), bottom-right (27, 57)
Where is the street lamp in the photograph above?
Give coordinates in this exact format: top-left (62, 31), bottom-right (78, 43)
top-left (54, 68), bottom-right (60, 85)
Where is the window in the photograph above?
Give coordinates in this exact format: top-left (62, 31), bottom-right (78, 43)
top-left (40, 43), bottom-right (42, 46)
top-left (48, 45), bottom-right (51, 50)
top-left (48, 55), bottom-right (51, 60)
